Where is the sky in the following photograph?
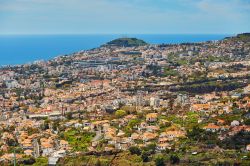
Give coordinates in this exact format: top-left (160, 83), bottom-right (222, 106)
top-left (0, 0), bottom-right (249, 34)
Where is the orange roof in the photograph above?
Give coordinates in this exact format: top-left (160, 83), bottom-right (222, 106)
top-left (143, 132), bottom-right (158, 140)
top-left (203, 123), bottom-right (220, 129)
top-left (146, 113), bottom-right (158, 119)
top-left (192, 103), bottom-right (210, 110)
top-left (165, 130), bottom-right (186, 137)
top-left (41, 142), bottom-right (53, 148)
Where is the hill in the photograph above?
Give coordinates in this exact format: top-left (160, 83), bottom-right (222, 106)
top-left (225, 33), bottom-right (250, 42)
top-left (105, 38), bottom-right (148, 47)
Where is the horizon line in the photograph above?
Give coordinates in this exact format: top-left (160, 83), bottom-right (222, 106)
top-left (0, 33), bottom-right (237, 36)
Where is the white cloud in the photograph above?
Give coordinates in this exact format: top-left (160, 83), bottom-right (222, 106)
top-left (0, 0), bottom-right (249, 34)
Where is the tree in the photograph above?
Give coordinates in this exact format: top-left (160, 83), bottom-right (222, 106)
top-left (155, 156), bottom-right (165, 166)
top-left (129, 146), bottom-right (141, 155)
top-left (244, 119), bottom-right (250, 125)
top-left (22, 157), bottom-right (36, 165)
top-left (170, 154), bottom-right (180, 164)
top-left (42, 119), bottom-right (50, 130)
top-left (187, 126), bottom-right (204, 141)
top-left (141, 151), bottom-right (150, 162)
top-left (95, 159), bottom-right (101, 166)
top-left (142, 143), bottom-right (156, 154)
top-left (128, 119), bottom-right (140, 129)
top-left (6, 138), bottom-right (16, 146)
top-left (66, 112), bottom-right (73, 120)
top-left (115, 110), bottom-right (126, 118)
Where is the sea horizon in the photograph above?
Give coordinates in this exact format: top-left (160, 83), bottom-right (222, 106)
top-left (0, 34), bottom-right (232, 66)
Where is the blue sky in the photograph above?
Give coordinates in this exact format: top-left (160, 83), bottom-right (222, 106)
top-left (0, 0), bottom-right (249, 34)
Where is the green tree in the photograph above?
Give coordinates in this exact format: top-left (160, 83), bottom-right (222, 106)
top-left (170, 154), bottom-right (180, 164)
top-left (115, 110), bottom-right (126, 118)
top-left (66, 112), bottom-right (73, 120)
top-left (128, 119), bottom-right (141, 129)
top-left (187, 126), bottom-right (204, 141)
top-left (244, 119), bottom-right (250, 125)
top-left (141, 151), bottom-right (150, 162)
top-left (129, 146), bottom-right (141, 155)
top-left (142, 143), bottom-right (156, 154)
top-left (155, 156), bottom-right (165, 166)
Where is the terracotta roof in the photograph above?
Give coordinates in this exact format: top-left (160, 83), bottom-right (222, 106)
top-left (203, 123), bottom-right (220, 130)
top-left (146, 113), bottom-right (158, 119)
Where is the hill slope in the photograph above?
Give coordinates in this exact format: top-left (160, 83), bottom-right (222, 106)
top-left (225, 33), bottom-right (250, 42)
top-left (105, 38), bottom-right (148, 47)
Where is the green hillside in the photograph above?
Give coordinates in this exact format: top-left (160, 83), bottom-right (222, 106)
top-left (225, 33), bottom-right (250, 42)
top-left (106, 38), bottom-right (148, 47)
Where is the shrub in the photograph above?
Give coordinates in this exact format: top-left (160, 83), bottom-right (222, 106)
top-left (115, 110), bottom-right (126, 118)
top-left (155, 156), bottom-right (165, 166)
top-left (170, 154), bottom-right (180, 164)
top-left (129, 146), bottom-right (141, 155)
top-left (141, 151), bottom-right (150, 162)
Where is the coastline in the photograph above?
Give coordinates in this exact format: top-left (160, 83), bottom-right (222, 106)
top-left (0, 34), bottom-right (231, 67)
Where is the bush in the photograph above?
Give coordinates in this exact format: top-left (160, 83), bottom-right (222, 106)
top-left (22, 157), bottom-right (36, 165)
top-left (115, 110), bottom-right (127, 118)
top-left (142, 143), bottom-right (156, 154)
top-left (170, 154), bottom-right (180, 164)
top-left (141, 151), bottom-right (150, 162)
top-left (129, 146), bottom-right (141, 155)
top-left (155, 156), bottom-right (165, 166)
top-left (187, 126), bottom-right (204, 141)
top-left (244, 119), bottom-right (250, 125)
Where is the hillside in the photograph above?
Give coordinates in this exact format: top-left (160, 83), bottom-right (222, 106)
top-left (225, 33), bottom-right (250, 42)
top-left (105, 38), bottom-right (148, 47)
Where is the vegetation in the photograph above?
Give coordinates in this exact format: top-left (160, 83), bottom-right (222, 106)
top-left (115, 109), bottom-right (127, 118)
top-left (220, 131), bottom-right (250, 149)
top-left (61, 129), bottom-right (95, 152)
top-left (106, 38), bottom-right (148, 47)
top-left (226, 33), bottom-right (250, 42)
top-left (163, 67), bottom-right (179, 77)
top-left (129, 146), bottom-right (141, 155)
top-left (170, 80), bottom-right (247, 94)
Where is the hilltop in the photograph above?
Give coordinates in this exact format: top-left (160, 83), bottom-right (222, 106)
top-left (225, 33), bottom-right (250, 42)
top-left (105, 38), bottom-right (148, 47)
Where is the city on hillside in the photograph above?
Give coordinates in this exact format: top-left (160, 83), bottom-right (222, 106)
top-left (0, 33), bottom-right (250, 165)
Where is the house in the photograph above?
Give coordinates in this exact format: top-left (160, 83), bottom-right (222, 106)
top-left (217, 119), bottom-right (225, 125)
top-left (146, 125), bottom-right (160, 132)
top-left (117, 130), bottom-right (125, 137)
top-left (231, 93), bottom-right (241, 99)
top-left (146, 113), bottom-right (158, 122)
top-left (24, 149), bottom-right (34, 156)
top-left (191, 103), bottom-right (210, 112)
top-left (40, 138), bottom-right (54, 156)
top-left (246, 144), bottom-right (250, 151)
top-left (130, 133), bottom-right (141, 141)
top-left (158, 137), bottom-right (169, 144)
top-left (220, 125), bottom-right (230, 131)
top-left (231, 120), bottom-right (240, 127)
top-left (59, 140), bottom-right (70, 150)
top-left (142, 132), bottom-right (158, 142)
top-left (165, 130), bottom-right (186, 139)
top-left (138, 122), bottom-right (148, 131)
top-left (157, 143), bottom-right (171, 151)
top-left (48, 157), bottom-right (59, 166)
top-left (104, 146), bottom-right (114, 152)
top-left (104, 127), bottom-right (116, 140)
top-left (203, 123), bottom-right (220, 132)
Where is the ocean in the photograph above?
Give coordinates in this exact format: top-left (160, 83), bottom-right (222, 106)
top-left (0, 34), bottom-right (231, 66)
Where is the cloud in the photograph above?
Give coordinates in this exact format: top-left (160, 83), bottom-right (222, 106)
top-left (196, 0), bottom-right (249, 18)
top-left (0, 0), bottom-right (249, 34)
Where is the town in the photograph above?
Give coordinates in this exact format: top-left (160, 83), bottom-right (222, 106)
top-left (0, 34), bottom-right (250, 165)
